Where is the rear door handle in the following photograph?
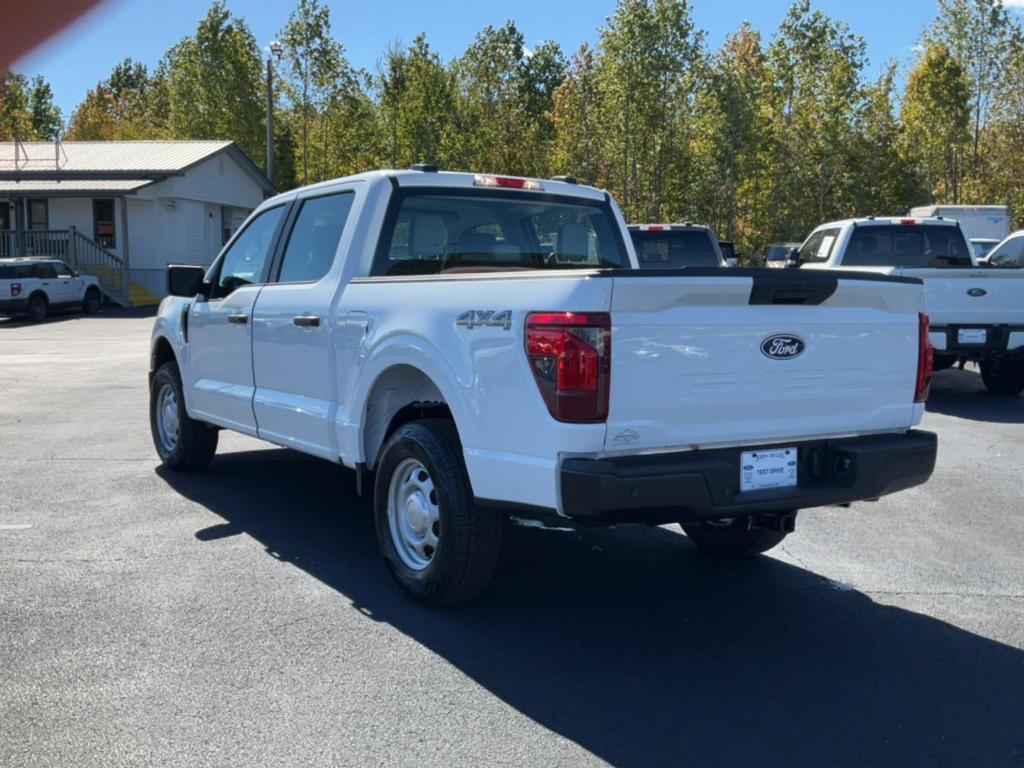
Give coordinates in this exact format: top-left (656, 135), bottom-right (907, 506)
top-left (227, 313), bottom-right (249, 325)
top-left (293, 315), bottom-right (321, 328)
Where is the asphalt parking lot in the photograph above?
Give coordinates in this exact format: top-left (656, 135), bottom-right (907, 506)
top-left (2, 309), bottom-right (1023, 768)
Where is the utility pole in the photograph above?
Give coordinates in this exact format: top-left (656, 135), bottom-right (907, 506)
top-left (266, 41), bottom-right (283, 189)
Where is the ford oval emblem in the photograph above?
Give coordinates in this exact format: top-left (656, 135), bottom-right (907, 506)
top-left (761, 334), bottom-right (806, 360)
top-left (967, 287), bottom-right (987, 297)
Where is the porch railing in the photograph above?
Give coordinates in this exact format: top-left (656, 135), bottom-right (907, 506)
top-left (0, 228), bottom-right (130, 305)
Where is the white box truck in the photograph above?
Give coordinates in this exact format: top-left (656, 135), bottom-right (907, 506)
top-left (909, 205), bottom-right (1010, 241)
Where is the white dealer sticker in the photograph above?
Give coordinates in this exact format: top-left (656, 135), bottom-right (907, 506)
top-left (740, 448), bottom-right (798, 493)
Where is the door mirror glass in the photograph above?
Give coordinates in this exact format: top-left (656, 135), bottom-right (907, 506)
top-left (167, 265), bottom-right (208, 298)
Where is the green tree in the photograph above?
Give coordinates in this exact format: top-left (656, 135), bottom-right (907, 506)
top-left (926, 0), bottom-right (1013, 170)
top-left (277, 0), bottom-right (351, 184)
top-left (851, 64), bottom-right (916, 216)
top-left (901, 42), bottom-right (972, 203)
top-left (595, 0), bottom-right (703, 221)
top-left (162, 1), bottom-right (266, 165)
top-left (1, 72), bottom-right (62, 140)
top-left (764, 0), bottom-right (867, 238)
top-left (552, 44), bottom-right (602, 184)
top-left (691, 23), bottom-right (769, 248)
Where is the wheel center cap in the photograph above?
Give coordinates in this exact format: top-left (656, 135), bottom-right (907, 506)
top-left (405, 494), bottom-right (428, 533)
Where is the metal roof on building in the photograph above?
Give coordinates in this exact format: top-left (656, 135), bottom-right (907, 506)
top-left (0, 140), bottom-right (274, 195)
top-left (0, 179), bottom-right (154, 195)
top-left (0, 140), bottom-right (233, 174)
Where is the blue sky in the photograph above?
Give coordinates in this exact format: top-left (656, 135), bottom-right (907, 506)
top-left (15, 0), bottom-right (1016, 120)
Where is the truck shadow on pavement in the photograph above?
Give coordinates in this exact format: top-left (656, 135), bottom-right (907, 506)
top-left (926, 367), bottom-right (1024, 423)
top-left (160, 449), bottom-right (1024, 768)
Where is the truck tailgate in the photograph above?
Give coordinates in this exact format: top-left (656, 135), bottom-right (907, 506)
top-left (605, 272), bottom-right (923, 452)
top-left (900, 268), bottom-right (1024, 326)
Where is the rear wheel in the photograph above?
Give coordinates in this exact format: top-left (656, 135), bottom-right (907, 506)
top-left (980, 358), bottom-right (1024, 396)
top-left (681, 514), bottom-right (791, 558)
top-left (27, 294), bottom-right (47, 322)
top-left (374, 419), bottom-right (502, 606)
top-left (149, 361), bottom-right (218, 470)
top-left (83, 287), bottom-right (101, 314)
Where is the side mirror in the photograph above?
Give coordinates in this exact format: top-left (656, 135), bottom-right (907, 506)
top-left (786, 247), bottom-right (801, 268)
top-left (167, 264), bottom-right (208, 298)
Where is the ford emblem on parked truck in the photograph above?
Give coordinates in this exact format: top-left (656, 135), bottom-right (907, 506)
top-left (967, 287), bottom-right (987, 297)
top-left (761, 334), bottom-right (806, 360)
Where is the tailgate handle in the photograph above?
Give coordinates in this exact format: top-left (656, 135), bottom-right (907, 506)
top-left (749, 276), bottom-right (837, 306)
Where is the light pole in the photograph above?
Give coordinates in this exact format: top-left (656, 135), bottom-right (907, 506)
top-left (266, 41), bottom-right (283, 188)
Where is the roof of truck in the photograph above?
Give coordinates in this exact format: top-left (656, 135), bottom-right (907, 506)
top-left (263, 169), bottom-right (608, 207)
top-left (816, 216), bottom-right (961, 228)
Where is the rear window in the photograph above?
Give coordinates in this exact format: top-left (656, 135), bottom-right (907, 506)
top-left (372, 190), bottom-right (629, 276)
top-left (844, 225), bottom-right (972, 268)
top-left (0, 264), bottom-right (31, 279)
top-left (630, 230), bottom-right (721, 268)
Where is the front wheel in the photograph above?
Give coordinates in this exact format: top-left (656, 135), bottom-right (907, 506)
top-left (374, 419), bottom-right (502, 606)
top-left (149, 361), bottom-right (218, 470)
top-left (681, 514), bottom-right (791, 558)
top-left (83, 287), bottom-right (101, 314)
top-left (980, 358), bottom-right (1024, 396)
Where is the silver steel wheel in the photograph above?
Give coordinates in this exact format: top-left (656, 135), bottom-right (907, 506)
top-left (387, 457), bottom-right (441, 571)
top-left (155, 383), bottom-right (180, 453)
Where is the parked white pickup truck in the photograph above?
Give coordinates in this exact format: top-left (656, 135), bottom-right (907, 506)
top-left (798, 217), bottom-right (1024, 395)
top-left (149, 169), bottom-right (937, 604)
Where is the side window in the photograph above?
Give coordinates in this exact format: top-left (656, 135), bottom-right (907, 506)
top-left (55, 262), bottom-right (75, 278)
top-left (32, 263), bottom-right (57, 279)
top-left (988, 236), bottom-right (1024, 267)
top-left (800, 228), bottom-right (840, 263)
top-left (212, 206), bottom-right (285, 298)
top-left (277, 192), bottom-right (355, 283)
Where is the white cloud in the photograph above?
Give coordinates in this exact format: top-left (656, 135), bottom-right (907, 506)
top-left (1003, 0), bottom-right (1024, 9)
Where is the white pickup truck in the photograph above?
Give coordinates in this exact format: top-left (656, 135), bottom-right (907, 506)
top-left (798, 217), bottom-right (1024, 395)
top-left (149, 169), bottom-right (937, 604)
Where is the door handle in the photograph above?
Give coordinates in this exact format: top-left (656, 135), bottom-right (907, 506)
top-left (293, 315), bottom-right (321, 327)
top-left (227, 313), bottom-right (249, 325)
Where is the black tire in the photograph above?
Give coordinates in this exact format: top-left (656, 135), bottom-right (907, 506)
top-left (681, 515), bottom-right (789, 558)
top-left (83, 287), bottom-right (101, 314)
top-left (149, 361), bottom-right (218, 470)
top-left (374, 419), bottom-right (502, 606)
top-left (980, 358), bottom-right (1024, 396)
top-left (27, 294), bottom-right (47, 322)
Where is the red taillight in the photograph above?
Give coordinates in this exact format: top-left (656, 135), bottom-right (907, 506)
top-left (525, 312), bottom-right (611, 423)
top-left (899, 219), bottom-right (917, 225)
top-left (916, 312), bottom-right (934, 403)
top-left (645, 225), bottom-right (666, 232)
top-left (474, 174), bottom-right (543, 191)
top-left (10, 283), bottom-right (21, 297)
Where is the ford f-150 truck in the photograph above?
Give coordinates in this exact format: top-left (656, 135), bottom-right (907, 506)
top-left (149, 169), bottom-right (937, 604)
top-left (798, 217), bottom-right (1024, 395)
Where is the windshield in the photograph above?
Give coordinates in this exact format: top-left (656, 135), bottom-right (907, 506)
top-left (630, 230), bottom-right (722, 268)
top-left (843, 225), bottom-right (973, 268)
top-left (765, 245), bottom-right (792, 261)
top-left (372, 190), bottom-right (629, 276)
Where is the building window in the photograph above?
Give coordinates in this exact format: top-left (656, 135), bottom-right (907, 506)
top-left (28, 199), bottom-right (48, 230)
top-left (93, 199), bottom-right (115, 248)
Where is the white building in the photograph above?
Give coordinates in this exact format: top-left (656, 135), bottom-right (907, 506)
top-left (0, 140), bottom-right (274, 305)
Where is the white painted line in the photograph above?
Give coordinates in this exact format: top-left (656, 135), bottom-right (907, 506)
top-left (0, 524), bottom-right (33, 530)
